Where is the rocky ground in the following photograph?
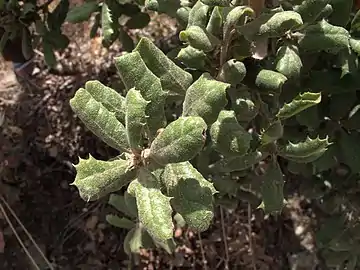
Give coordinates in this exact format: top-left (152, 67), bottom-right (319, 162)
top-left (0, 4), bottom-right (317, 270)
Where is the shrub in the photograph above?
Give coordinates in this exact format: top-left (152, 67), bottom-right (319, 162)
top-left (69, 0), bottom-right (360, 268)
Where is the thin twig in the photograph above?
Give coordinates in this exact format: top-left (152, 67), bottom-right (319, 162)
top-left (220, 206), bottom-right (229, 270)
top-left (197, 231), bottom-right (208, 270)
top-left (0, 196), bottom-right (55, 270)
top-left (247, 201), bottom-right (257, 270)
top-left (0, 200), bottom-right (40, 270)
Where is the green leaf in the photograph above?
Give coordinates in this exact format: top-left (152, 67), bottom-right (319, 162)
top-left (47, 0), bottom-right (69, 30)
top-left (108, 194), bottom-right (134, 217)
top-left (210, 110), bottom-right (252, 156)
top-left (293, 0), bottom-right (330, 24)
top-left (21, 28), bottom-right (33, 60)
top-left (228, 88), bottom-right (259, 122)
top-left (328, 0), bottom-right (352, 27)
top-left (260, 160), bottom-right (284, 214)
top-left (187, 0), bottom-right (210, 28)
top-left (255, 69), bottom-right (287, 94)
top-left (125, 89), bottom-right (148, 151)
top-left (149, 116), bottom-right (207, 165)
top-left (223, 6), bottom-right (255, 40)
top-left (338, 131), bottom-right (360, 174)
top-left (135, 37), bottom-right (193, 97)
top-left (162, 162), bottom-right (216, 232)
top-left (276, 92), bottom-right (321, 120)
top-left (0, 30), bottom-right (9, 52)
top-left (43, 41), bottom-right (56, 67)
top-left (125, 13), bottom-right (150, 29)
top-left (350, 38), bottom-right (360, 56)
top-left (338, 48), bottom-right (358, 78)
top-left (84, 80), bottom-right (126, 124)
top-left (106, 215), bottom-right (135, 229)
top-left (101, 3), bottom-right (115, 45)
top-left (176, 7), bottom-right (191, 27)
top-left (298, 20), bottom-right (350, 54)
top-left (278, 136), bottom-right (331, 163)
top-left (179, 26), bottom-right (220, 52)
top-left (124, 191), bottom-right (138, 218)
top-left (176, 46), bottom-right (207, 70)
top-left (200, 0), bottom-right (229, 6)
top-left (115, 51), bottom-right (166, 138)
top-left (260, 120), bottom-right (283, 145)
top-left (66, 1), bottom-right (99, 23)
top-left (183, 73), bottom-right (230, 125)
top-left (212, 176), bottom-right (239, 196)
top-left (350, 9), bottom-right (360, 37)
top-left (218, 59), bottom-right (246, 85)
top-left (118, 27), bottom-right (135, 52)
top-left (128, 169), bottom-right (174, 241)
top-left (275, 45), bottom-right (302, 79)
top-left (239, 10), bottom-right (303, 39)
top-left (206, 6), bottom-right (223, 36)
top-left (70, 88), bottom-right (129, 152)
top-left (72, 155), bottom-right (136, 201)
top-left (145, 0), bottom-right (181, 17)
top-left (123, 226), bottom-right (154, 255)
top-left (211, 151), bottom-right (267, 172)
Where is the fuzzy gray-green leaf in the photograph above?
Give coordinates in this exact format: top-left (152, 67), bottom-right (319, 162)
top-left (187, 0), bottom-right (210, 28)
top-left (149, 116), bottom-right (207, 165)
top-left (125, 89), bottom-right (148, 151)
top-left (85, 80), bottom-right (125, 124)
top-left (176, 46), bottom-right (207, 70)
top-left (294, 0), bottom-right (330, 24)
top-left (101, 3), bottom-right (114, 45)
top-left (211, 151), bottom-right (267, 172)
top-left (275, 45), bottom-right (302, 79)
top-left (180, 26), bottom-right (220, 52)
top-left (70, 88), bottom-right (129, 152)
top-left (255, 69), bottom-right (287, 94)
top-left (106, 215), bottom-right (135, 229)
top-left (162, 162), bottom-right (216, 232)
top-left (115, 51), bottom-right (166, 137)
top-left (298, 20), bottom-right (350, 54)
top-left (228, 88), bottom-right (259, 122)
top-left (183, 73), bottom-right (230, 125)
top-left (206, 6), bottom-right (223, 36)
top-left (276, 92), bottom-right (321, 120)
top-left (128, 169), bottom-right (174, 241)
top-left (135, 37), bottom-right (193, 97)
top-left (66, 1), bottom-right (99, 23)
top-left (72, 155), bottom-right (136, 201)
top-left (210, 110), bottom-right (252, 156)
top-left (218, 59), bottom-right (246, 85)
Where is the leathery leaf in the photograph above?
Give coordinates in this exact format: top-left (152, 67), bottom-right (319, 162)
top-left (72, 155), bottom-right (136, 201)
top-left (223, 6), bottom-right (255, 40)
top-left (176, 46), bottom-right (207, 70)
top-left (115, 51), bottom-right (166, 138)
top-left (255, 69), bottom-right (287, 94)
top-left (260, 120), bottom-right (283, 145)
top-left (108, 194), bottom-right (135, 218)
top-left (275, 45), bottom-right (302, 79)
top-left (162, 162), bottom-right (217, 232)
top-left (211, 151), bottom-right (267, 172)
top-left (293, 0), bottom-right (330, 24)
top-left (125, 89), bottom-right (148, 151)
top-left (183, 73), bottom-right (230, 125)
top-left (84, 80), bottom-right (125, 124)
top-left (218, 59), bottom-right (246, 85)
top-left (101, 3), bottom-right (115, 46)
top-left (106, 215), bottom-right (135, 229)
top-left (210, 110), bottom-right (252, 156)
top-left (70, 88), bottom-right (129, 152)
top-left (187, 0), bottom-right (210, 28)
top-left (276, 92), bottom-right (321, 120)
top-left (149, 116), bottom-right (207, 165)
top-left (135, 37), bottom-right (193, 97)
top-left (128, 169), bottom-right (174, 241)
top-left (260, 160), bottom-right (284, 214)
top-left (279, 136), bottom-right (331, 163)
top-left (123, 225), bottom-right (155, 256)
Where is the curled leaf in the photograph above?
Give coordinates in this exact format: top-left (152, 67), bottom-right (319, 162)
top-left (84, 80), bottom-right (125, 124)
top-left (125, 89), bottom-right (148, 151)
top-left (275, 45), bottom-right (302, 79)
top-left (206, 6), bottom-right (223, 36)
top-left (72, 155), bottom-right (136, 201)
top-left (70, 88), bottom-right (129, 152)
top-left (218, 59), bottom-right (246, 85)
top-left (228, 88), bottom-right (259, 122)
top-left (162, 162), bottom-right (216, 232)
top-left (183, 73), bottom-right (230, 125)
top-left (115, 51), bottom-right (166, 137)
top-left (135, 37), bottom-right (193, 97)
top-left (276, 92), bottom-right (321, 120)
top-left (176, 45), bottom-right (207, 70)
top-left (149, 116), bottom-right (207, 165)
top-left (101, 3), bottom-right (115, 46)
top-left (210, 110), bottom-right (252, 156)
top-left (279, 136), bottom-right (331, 163)
top-left (128, 169), bottom-right (174, 241)
top-left (187, 0), bottom-right (210, 28)
top-left (179, 26), bottom-right (220, 52)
